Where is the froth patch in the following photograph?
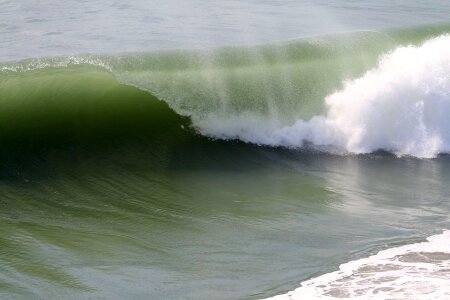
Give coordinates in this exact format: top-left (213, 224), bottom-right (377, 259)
top-left (200, 35), bottom-right (450, 158)
top-left (264, 230), bottom-right (450, 300)
top-left (322, 34), bottom-right (450, 158)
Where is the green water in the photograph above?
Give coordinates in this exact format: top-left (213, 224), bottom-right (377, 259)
top-left (2, 137), bottom-right (450, 299)
top-left (6, 23), bottom-right (450, 126)
top-left (0, 62), bottom-right (450, 299)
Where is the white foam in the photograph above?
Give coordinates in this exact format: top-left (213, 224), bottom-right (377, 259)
top-left (264, 230), bottom-right (450, 300)
top-left (199, 35), bottom-right (450, 158)
top-left (0, 56), bottom-right (112, 73)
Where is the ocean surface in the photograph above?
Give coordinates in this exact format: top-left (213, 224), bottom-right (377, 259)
top-left (1, 1), bottom-right (450, 299)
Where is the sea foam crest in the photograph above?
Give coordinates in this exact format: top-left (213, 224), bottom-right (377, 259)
top-left (265, 230), bottom-right (450, 300)
top-left (200, 35), bottom-right (450, 158)
top-left (0, 56), bottom-right (112, 73)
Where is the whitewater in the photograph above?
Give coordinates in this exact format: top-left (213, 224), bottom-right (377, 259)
top-left (267, 230), bottom-right (450, 299)
top-left (199, 35), bottom-right (450, 158)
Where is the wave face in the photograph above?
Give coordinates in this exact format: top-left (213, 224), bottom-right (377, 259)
top-left (0, 65), bottom-right (193, 154)
top-left (266, 230), bottom-right (450, 299)
top-left (1, 23), bottom-right (450, 157)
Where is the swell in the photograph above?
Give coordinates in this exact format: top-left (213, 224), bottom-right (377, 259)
top-left (1, 23), bottom-right (450, 157)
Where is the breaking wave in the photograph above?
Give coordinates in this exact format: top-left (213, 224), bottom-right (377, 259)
top-left (1, 23), bottom-right (449, 157)
top-left (223, 35), bottom-right (450, 158)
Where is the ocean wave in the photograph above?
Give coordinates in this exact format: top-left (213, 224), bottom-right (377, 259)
top-left (1, 23), bottom-right (449, 157)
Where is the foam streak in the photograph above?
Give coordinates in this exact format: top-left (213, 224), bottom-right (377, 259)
top-left (265, 230), bottom-right (450, 299)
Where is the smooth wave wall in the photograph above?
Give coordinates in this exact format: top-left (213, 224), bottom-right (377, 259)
top-left (0, 66), bottom-right (192, 151)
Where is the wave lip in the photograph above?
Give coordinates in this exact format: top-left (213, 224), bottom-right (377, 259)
top-left (265, 230), bottom-right (450, 300)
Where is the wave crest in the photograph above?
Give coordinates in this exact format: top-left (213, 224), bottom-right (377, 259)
top-left (206, 35), bottom-right (450, 158)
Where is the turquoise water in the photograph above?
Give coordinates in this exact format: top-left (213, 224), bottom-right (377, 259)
top-left (1, 1), bottom-right (450, 299)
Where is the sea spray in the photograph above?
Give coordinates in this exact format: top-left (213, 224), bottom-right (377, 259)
top-left (200, 35), bottom-right (450, 158)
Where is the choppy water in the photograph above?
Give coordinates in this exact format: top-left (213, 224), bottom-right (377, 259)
top-left (1, 1), bottom-right (450, 299)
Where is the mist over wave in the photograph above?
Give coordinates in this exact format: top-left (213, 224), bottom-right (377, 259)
top-left (202, 35), bottom-right (450, 158)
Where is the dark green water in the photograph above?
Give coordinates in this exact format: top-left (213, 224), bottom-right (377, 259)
top-left (2, 135), bottom-right (450, 299)
top-left (1, 58), bottom-right (450, 298)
